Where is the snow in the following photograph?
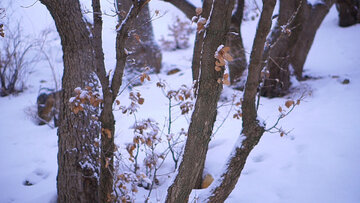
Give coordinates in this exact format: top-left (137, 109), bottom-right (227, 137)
top-left (1, 1), bottom-right (360, 203)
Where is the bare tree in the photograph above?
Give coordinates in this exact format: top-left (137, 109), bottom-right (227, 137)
top-left (262, 0), bottom-right (335, 97)
top-left (118, 0), bottom-right (162, 76)
top-left (200, 0), bottom-right (276, 201)
top-left (93, 0), bottom-right (149, 202)
top-left (165, 0), bottom-right (235, 202)
top-left (336, 0), bottom-right (360, 27)
top-left (0, 23), bottom-right (38, 96)
top-left (164, 0), bottom-right (247, 85)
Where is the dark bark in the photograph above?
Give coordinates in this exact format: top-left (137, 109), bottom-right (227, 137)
top-left (191, 0), bottom-right (213, 188)
top-left (165, 0), bottom-right (234, 202)
top-left (336, 0), bottom-right (360, 27)
top-left (291, 0), bottom-right (335, 79)
top-left (204, 1), bottom-right (276, 202)
top-left (165, 0), bottom-right (247, 85)
top-left (262, 0), bottom-right (334, 97)
top-left (228, 0), bottom-right (247, 85)
top-left (163, 0), bottom-right (196, 19)
top-left (40, 0), bottom-right (100, 202)
top-left (118, 1), bottom-right (162, 74)
top-left (91, 0), bottom-right (114, 202)
top-left (94, 1), bottom-right (149, 201)
top-left (191, 0), bottom-right (212, 90)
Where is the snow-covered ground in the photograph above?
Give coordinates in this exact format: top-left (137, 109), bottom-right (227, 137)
top-left (0, 0), bottom-right (359, 202)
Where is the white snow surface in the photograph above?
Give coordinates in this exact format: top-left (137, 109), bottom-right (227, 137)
top-left (1, 1), bottom-right (360, 202)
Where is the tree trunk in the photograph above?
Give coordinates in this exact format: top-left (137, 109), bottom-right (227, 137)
top-left (165, 0), bottom-right (247, 86)
top-left (118, 0), bottom-right (162, 75)
top-left (96, 1), bottom-right (149, 201)
top-left (262, 0), bottom-right (334, 97)
top-left (191, 0), bottom-right (212, 89)
top-left (165, 0), bottom-right (234, 202)
top-left (40, 0), bottom-right (100, 202)
top-left (228, 0), bottom-right (247, 85)
top-left (201, 1), bottom-right (276, 202)
top-left (336, 0), bottom-right (360, 27)
top-left (291, 0), bottom-right (335, 79)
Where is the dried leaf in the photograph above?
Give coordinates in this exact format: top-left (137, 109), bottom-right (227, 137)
top-left (105, 157), bottom-right (109, 168)
top-left (103, 128), bottom-right (112, 139)
top-left (224, 53), bottom-right (233, 62)
top-left (285, 100), bottom-right (294, 108)
top-left (215, 66), bottom-right (222, 72)
top-left (195, 7), bottom-right (203, 15)
top-left (73, 107), bottom-right (79, 114)
top-left (215, 60), bottom-right (225, 67)
top-left (116, 100), bottom-right (120, 105)
top-left (296, 99), bottom-right (300, 105)
top-left (138, 98), bottom-right (144, 105)
top-left (133, 33), bottom-right (141, 43)
top-left (140, 75), bottom-right (145, 83)
top-left (217, 78), bottom-right (222, 84)
top-left (222, 46), bottom-right (230, 53)
top-left (178, 95), bottom-right (184, 101)
top-left (223, 79), bottom-right (230, 86)
top-left (197, 22), bottom-right (204, 33)
top-left (278, 106), bottom-right (282, 112)
top-left (201, 174), bottom-right (214, 189)
top-left (280, 132), bottom-right (284, 137)
top-left (146, 138), bottom-right (152, 147)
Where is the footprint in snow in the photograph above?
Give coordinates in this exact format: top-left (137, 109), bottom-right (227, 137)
top-left (251, 154), bottom-right (268, 163)
top-left (23, 168), bottom-right (49, 186)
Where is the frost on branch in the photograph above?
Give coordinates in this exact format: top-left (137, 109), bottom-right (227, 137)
top-left (117, 91), bottom-right (145, 115)
top-left (69, 86), bottom-right (102, 114)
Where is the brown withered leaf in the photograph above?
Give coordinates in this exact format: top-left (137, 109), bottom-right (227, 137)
top-left (146, 138), bottom-right (152, 147)
top-left (178, 95), bottom-right (184, 101)
top-left (222, 46), bottom-right (230, 53)
top-left (215, 60), bottom-right (225, 67)
top-left (140, 75), bottom-right (145, 83)
top-left (285, 100), bottom-right (294, 108)
top-left (223, 73), bottom-right (229, 80)
top-left (224, 53), bottom-right (233, 62)
top-left (215, 66), bottom-right (222, 72)
top-left (116, 100), bottom-right (120, 105)
top-left (223, 79), bottom-right (230, 86)
top-left (278, 106), bottom-right (282, 112)
top-left (133, 33), bottom-right (141, 43)
top-left (138, 98), bottom-right (144, 105)
top-left (217, 78), bottom-right (222, 84)
top-left (73, 107), bottom-right (79, 114)
top-left (197, 21), bottom-right (205, 33)
top-left (296, 99), bottom-right (301, 105)
top-left (103, 128), bottom-right (112, 139)
top-left (195, 7), bottom-right (203, 15)
top-left (105, 157), bottom-right (110, 168)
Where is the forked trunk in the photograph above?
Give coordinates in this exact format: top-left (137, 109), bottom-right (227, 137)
top-left (165, 0), bottom-right (235, 202)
